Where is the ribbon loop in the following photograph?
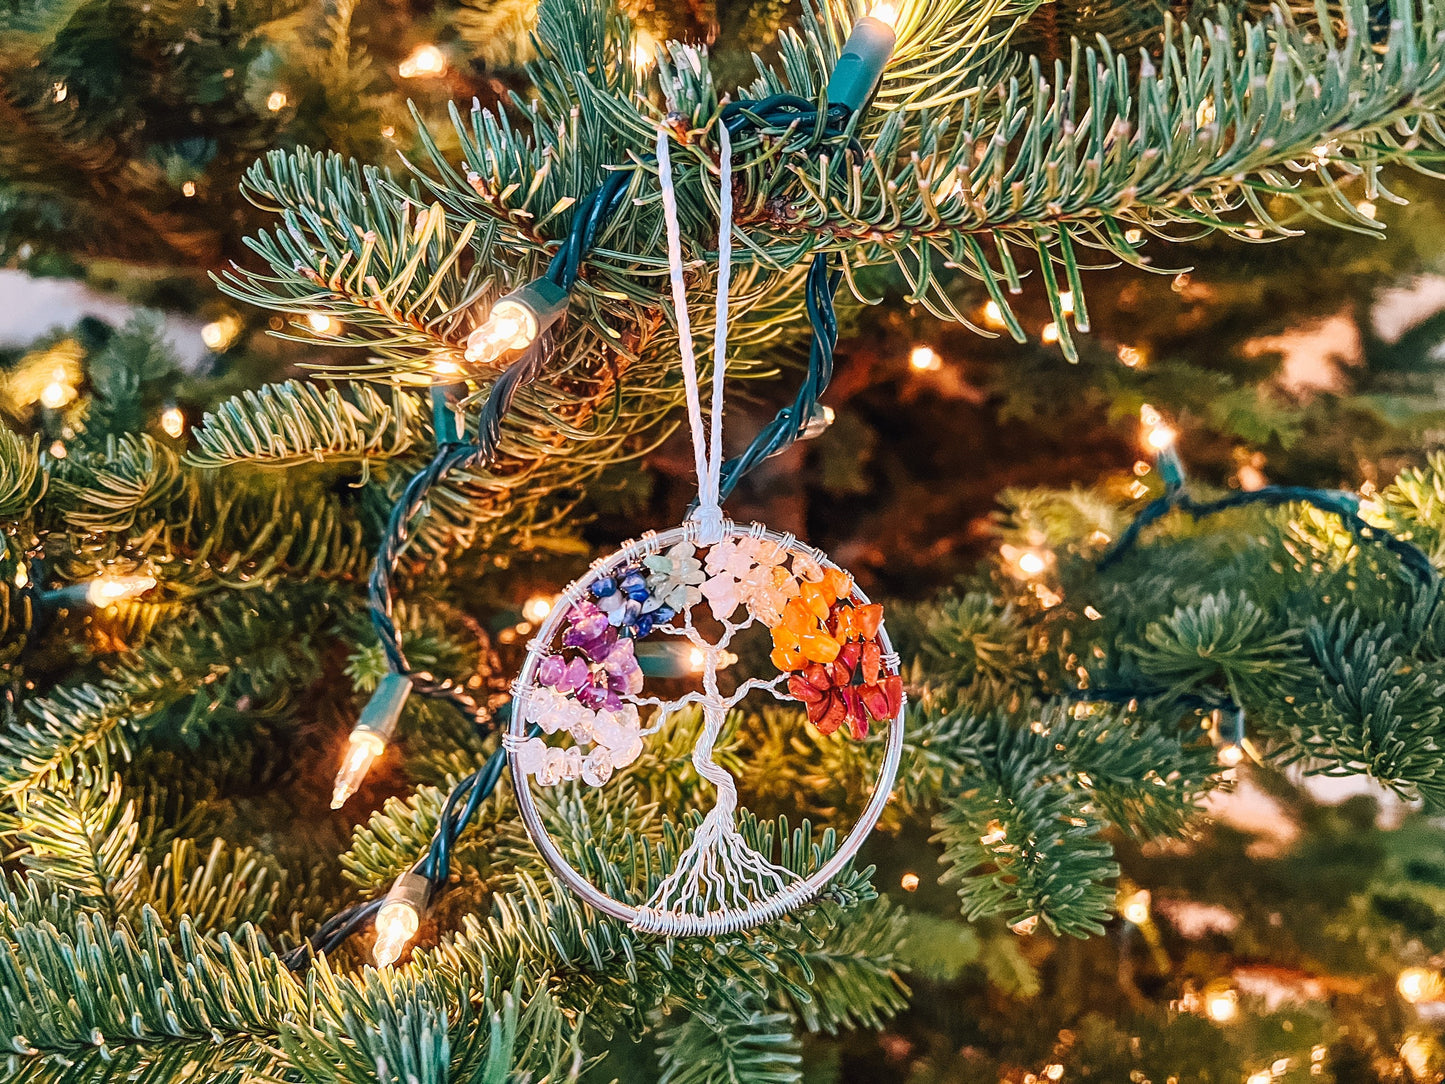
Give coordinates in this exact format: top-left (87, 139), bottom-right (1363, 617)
top-left (656, 120), bottom-right (733, 544)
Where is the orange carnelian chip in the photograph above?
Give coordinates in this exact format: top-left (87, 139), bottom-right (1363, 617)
top-left (781, 598), bottom-right (819, 634)
top-left (798, 628), bottom-right (841, 664)
top-left (852, 603), bottom-right (882, 639)
top-left (823, 567), bottom-right (853, 602)
top-left (798, 582), bottom-right (832, 619)
top-left (771, 643), bottom-right (804, 670)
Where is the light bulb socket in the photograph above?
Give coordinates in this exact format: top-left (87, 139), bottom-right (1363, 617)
top-left (430, 384), bottom-right (467, 444)
top-left (384, 869), bottom-right (432, 913)
top-left (356, 672), bottom-right (413, 742)
top-left (1155, 445), bottom-right (1186, 490)
top-left (506, 278), bottom-right (569, 333)
top-left (825, 16), bottom-right (897, 113)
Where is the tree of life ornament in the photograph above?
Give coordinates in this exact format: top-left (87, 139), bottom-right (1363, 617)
top-left (505, 519), bottom-right (905, 936)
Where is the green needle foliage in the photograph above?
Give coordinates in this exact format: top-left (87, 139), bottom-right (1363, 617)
top-left (3, 0), bottom-right (1445, 1079)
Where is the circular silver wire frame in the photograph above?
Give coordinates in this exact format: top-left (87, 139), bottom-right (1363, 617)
top-left (507, 519), bottom-right (907, 936)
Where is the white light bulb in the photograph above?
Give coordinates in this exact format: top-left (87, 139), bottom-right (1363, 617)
top-left (307, 313), bottom-right (340, 335)
top-left (266, 90), bottom-right (288, 112)
top-left (399, 44), bottom-right (446, 79)
top-left (331, 730), bottom-right (387, 809)
top-left (1145, 424), bottom-right (1177, 451)
top-left (868, 2), bottom-right (899, 27)
top-left (86, 574), bottom-right (157, 605)
top-left (39, 381), bottom-right (70, 409)
top-left (909, 345), bottom-right (941, 372)
top-left (1218, 742), bottom-right (1245, 767)
top-left (1059, 291), bottom-right (1075, 316)
top-left (1121, 889), bottom-right (1151, 925)
top-left (160, 406), bottom-right (185, 438)
top-left (521, 594), bottom-right (553, 624)
top-left (981, 300), bottom-right (1004, 328)
top-left (373, 899), bottom-right (420, 967)
top-left (631, 29), bottom-right (658, 69)
top-left (1139, 404), bottom-right (1176, 452)
top-left (1397, 966), bottom-right (1442, 1003)
top-left (1204, 988), bottom-right (1238, 1023)
top-left (1041, 322), bottom-right (1060, 345)
top-left (464, 300), bottom-right (539, 365)
top-left (1017, 551), bottom-right (1047, 577)
top-left (182, 181), bottom-right (197, 197)
top-left (687, 647), bottom-right (707, 672)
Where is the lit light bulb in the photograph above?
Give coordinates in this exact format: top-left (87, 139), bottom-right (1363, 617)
top-left (53, 82), bottom-right (67, 103)
top-left (39, 381), bottom-right (69, 409)
top-left (86, 574), bottom-right (157, 605)
top-left (868, 2), bottom-right (899, 27)
top-left (13, 566), bottom-right (28, 589)
top-left (1357, 200), bottom-right (1377, 219)
top-left (399, 43), bottom-right (446, 79)
top-left (1140, 404), bottom-right (1176, 452)
top-left (981, 300), bottom-right (1005, 328)
top-left (1397, 966), bottom-right (1443, 1003)
top-left (332, 673), bottom-right (412, 809)
top-left (1058, 291), bottom-right (1075, 316)
top-left (1245, 1072), bottom-right (1271, 1084)
top-left (909, 345), bottom-right (942, 372)
top-left (900, 872), bottom-right (920, 891)
top-left (1125, 228), bottom-right (1144, 244)
top-left (1401, 1035), bottom-right (1435, 1079)
top-left (373, 897), bottom-right (420, 967)
top-left (1145, 424), bottom-right (1177, 451)
top-left (1017, 551), bottom-right (1047, 577)
top-left (160, 405), bottom-right (185, 438)
top-left (1120, 888), bottom-right (1151, 925)
top-left (796, 402), bottom-right (836, 441)
top-left (1040, 322), bottom-right (1060, 345)
top-left (465, 300), bottom-right (540, 365)
top-left (182, 181), bottom-right (197, 197)
top-left (266, 90), bottom-right (288, 112)
top-left (521, 593), bottom-right (554, 623)
top-left (1043, 1065), bottom-right (1064, 1082)
top-left (1204, 986), bottom-right (1238, 1023)
top-left (201, 315), bottom-right (241, 350)
top-left (48, 441), bottom-right (67, 459)
top-left (1117, 345), bottom-right (1145, 368)
top-left (331, 730), bottom-right (386, 809)
top-left (687, 646), bottom-right (707, 672)
top-left (307, 313), bottom-right (340, 335)
top-left (631, 29), bottom-right (658, 69)
top-left (1218, 742), bottom-right (1245, 767)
